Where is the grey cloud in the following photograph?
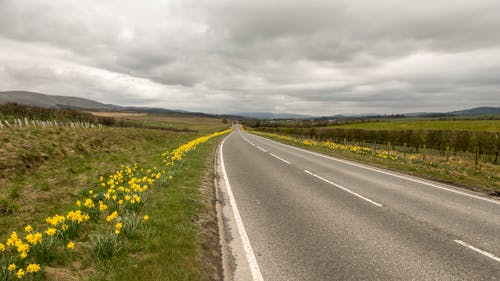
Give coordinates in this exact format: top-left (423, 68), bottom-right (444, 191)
top-left (0, 0), bottom-right (499, 115)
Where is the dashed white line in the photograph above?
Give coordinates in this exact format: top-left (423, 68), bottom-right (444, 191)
top-left (249, 133), bottom-right (500, 206)
top-left (269, 153), bottom-right (291, 164)
top-left (256, 146), bottom-right (267, 153)
top-left (304, 169), bottom-right (383, 207)
top-left (220, 136), bottom-right (265, 281)
top-left (454, 240), bottom-right (500, 263)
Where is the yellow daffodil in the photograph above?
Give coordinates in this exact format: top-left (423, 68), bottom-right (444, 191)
top-left (45, 228), bottom-right (57, 236)
top-left (16, 269), bottom-right (25, 279)
top-left (8, 263), bottom-right (16, 271)
top-left (26, 263), bottom-right (40, 273)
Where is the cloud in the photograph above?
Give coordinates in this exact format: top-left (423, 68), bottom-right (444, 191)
top-left (0, 0), bottom-right (499, 115)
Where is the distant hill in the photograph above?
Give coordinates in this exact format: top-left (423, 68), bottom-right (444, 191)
top-left (0, 90), bottom-right (241, 119)
top-left (236, 112), bottom-right (315, 119)
top-left (0, 91), bottom-right (121, 110)
top-left (447, 107), bottom-right (500, 115)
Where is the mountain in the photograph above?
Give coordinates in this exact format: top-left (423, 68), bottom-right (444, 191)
top-left (236, 112), bottom-right (315, 119)
top-left (0, 91), bottom-right (121, 110)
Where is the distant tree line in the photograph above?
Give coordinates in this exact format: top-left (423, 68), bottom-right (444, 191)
top-left (254, 126), bottom-right (500, 162)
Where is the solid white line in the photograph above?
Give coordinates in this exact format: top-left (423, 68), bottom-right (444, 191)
top-left (220, 136), bottom-right (265, 281)
top-left (454, 240), bottom-right (500, 263)
top-left (269, 153), bottom-right (291, 164)
top-left (249, 133), bottom-right (500, 206)
top-left (304, 170), bottom-right (383, 207)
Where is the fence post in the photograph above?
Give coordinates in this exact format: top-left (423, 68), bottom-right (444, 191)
top-left (446, 146), bottom-right (450, 162)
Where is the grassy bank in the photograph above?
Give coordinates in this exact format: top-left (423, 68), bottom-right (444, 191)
top-left (0, 118), bottom-right (229, 280)
top-left (248, 130), bottom-right (500, 195)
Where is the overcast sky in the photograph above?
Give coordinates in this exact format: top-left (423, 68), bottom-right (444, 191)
top-left (1, 0), bottom-right (499, 115)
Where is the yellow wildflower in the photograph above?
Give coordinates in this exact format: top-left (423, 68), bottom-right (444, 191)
top-left (26, 263), bottom-right (40, 273)
top-left (62, 224), bottom-right (69, 231)
top-left (16, 269), bottom-right (25, 279)
top-left (24, 225), bottom-right (33, 233)
top-left (0, 243), bottom-right (5, 252)
top-left (106, 211), bottom-right (118, 222)
top-left (76, 200), bottom-right (81, 207)
top-left (45, 228), bottom-right (57, 236)
top-left (84, 198), bottom-right (95, 208)
top-left (26, 232), bottom-right (43, 245)
top-left (67, 241), bottom-right (75, 250)
top-left (8, 263), bottom-right (16, 271)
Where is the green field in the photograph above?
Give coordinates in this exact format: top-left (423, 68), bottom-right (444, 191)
top-left (331, 119), bottom-right (500, 131)
top-left (90, 112), bottom-right (228, 134)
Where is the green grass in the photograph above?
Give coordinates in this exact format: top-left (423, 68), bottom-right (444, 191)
top-left (0, 115), bottom-right (228, 280)
top-left (89, 135), bottom-right (222, 281)
top-left (0, 127), bottom-right (192, 238)
top-left (331, 119), bottom-right (500, 131)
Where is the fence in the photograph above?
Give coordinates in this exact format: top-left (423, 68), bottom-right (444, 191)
top-left (0, 118), bottom-right (102, 129)
top-left (255, 127), bottom-right (500, 164)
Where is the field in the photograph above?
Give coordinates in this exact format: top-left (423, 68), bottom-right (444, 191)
top-left (331, 119), bottom-right (500, 132)
top-left (0, 112), bottom-right (229, 280)
top-left (90, 112), bottom-right (228, 134)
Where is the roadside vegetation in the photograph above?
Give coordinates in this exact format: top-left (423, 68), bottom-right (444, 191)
top-left (242, 117), bottom-right (500, 195)
top-left (0, 105), bottom-right (229, 280)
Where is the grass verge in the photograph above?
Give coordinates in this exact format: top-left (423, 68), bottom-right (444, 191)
top-left (89, 135), bottom-right (224, 281)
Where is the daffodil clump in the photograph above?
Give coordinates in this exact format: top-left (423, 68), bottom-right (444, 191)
top-left (252, 131), bottom-right (398, 161)
top-left (0, 128), bottom-right (231, 279)
top-left (162, 129), bottom-right (231, 166)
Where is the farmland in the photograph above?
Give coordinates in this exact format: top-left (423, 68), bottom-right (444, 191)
top-left (90, 111), bottom-right (229, 134)
top-left (331, 119), bottom-right (500, 132)
top-left (0, 109), bottom-right (229, 280)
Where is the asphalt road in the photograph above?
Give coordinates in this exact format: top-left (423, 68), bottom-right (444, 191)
top-left (218, 126), bottom-right (500, 281)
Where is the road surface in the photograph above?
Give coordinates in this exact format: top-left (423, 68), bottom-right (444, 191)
top-left (217, 126), bottom-right (500, 281)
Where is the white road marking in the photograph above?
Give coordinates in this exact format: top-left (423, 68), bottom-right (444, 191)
top-left (269, 153), bottom-right (291, 164)
top-left (304, 169), bottom-right (383, 207)
top-left (220, 136), bottom-right (265, 281)
top-left (248, 133), bottom-right (500, 206)
top-left (454, 240), bottom-right (500, 263)
top-left (256, 146), bottom-right (268, 153)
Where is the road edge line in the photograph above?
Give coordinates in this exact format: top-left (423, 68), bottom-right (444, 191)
top-left (215, 138), bottom-right (232, 281)
top-left (219, 134), bottom-right (265, 281)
